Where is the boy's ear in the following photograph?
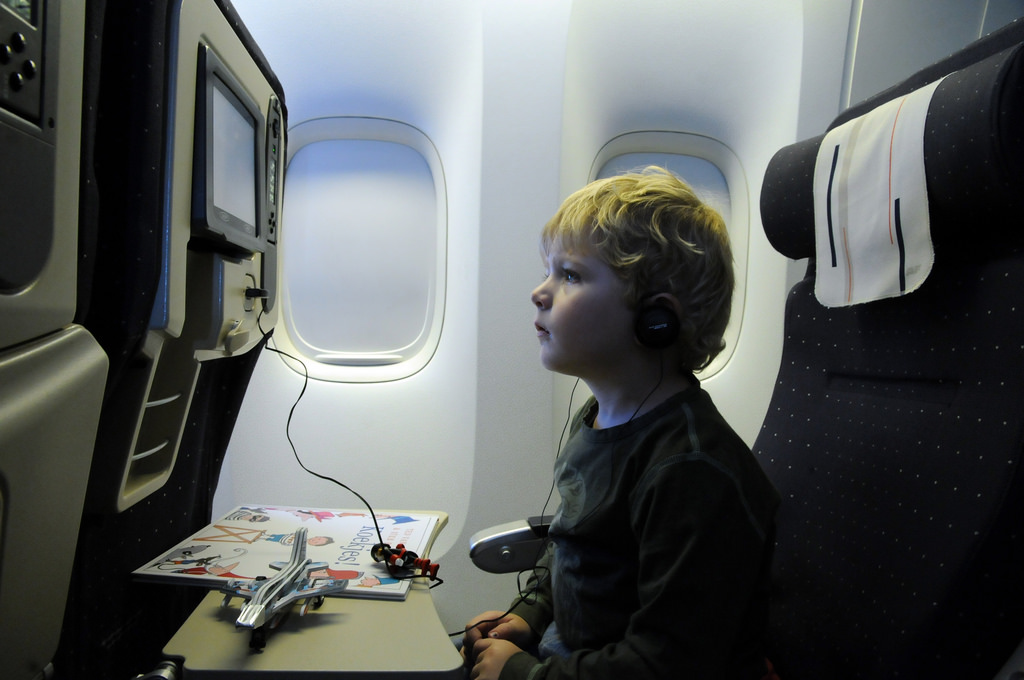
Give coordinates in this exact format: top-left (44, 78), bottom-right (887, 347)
top-left (634, 293), bottom-right (682, 349)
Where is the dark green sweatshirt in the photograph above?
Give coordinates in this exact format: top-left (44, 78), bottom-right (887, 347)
top-left (502, 383), bottom-right (779, 680)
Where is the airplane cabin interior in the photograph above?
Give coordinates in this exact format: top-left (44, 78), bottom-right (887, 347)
top-left (1, 1), bottom-right (1023, 679)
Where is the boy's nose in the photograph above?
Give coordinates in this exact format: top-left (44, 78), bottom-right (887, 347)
top-left (531, 285), bottom-right (548, 309)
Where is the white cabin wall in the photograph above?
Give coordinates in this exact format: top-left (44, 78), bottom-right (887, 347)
top-left (219, 0), bottom-right (574, 634)
top-left (556, 0), bottom-right (806, 447)
top-left (214, 0), bottom-right (1024, 639)
top-left (217, 0), bottom-right (486, 559)
top-left (217, 0), bottom-right (814, 636)
top-left (797, 0), bottom-right (855, 140)
top-left (439, 0), bottom-right (576, 632)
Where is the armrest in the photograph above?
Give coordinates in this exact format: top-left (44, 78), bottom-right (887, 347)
top-left (468, 516), bottom-right (551, 574)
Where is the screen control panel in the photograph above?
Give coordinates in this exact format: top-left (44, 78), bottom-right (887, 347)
top-left (261, 94), bottom-right (282, 313)
top-left (265, 94), bottom-right (281, 244)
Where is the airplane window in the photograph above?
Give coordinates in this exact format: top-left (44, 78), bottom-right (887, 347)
top-left (596, 153), bottom-right (731, 225)
top-left (592, 136), bottom-right (748, 378)
top-left (278, 118), bottom-right (446, 382)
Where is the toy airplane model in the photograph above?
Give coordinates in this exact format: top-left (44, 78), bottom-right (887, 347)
top-left (219, 526), bottom-right (348, 649)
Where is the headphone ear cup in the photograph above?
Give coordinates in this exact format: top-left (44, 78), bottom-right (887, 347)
top-left (635, 305), bottom-right (680, 349)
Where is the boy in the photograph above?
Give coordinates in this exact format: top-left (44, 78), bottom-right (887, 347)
top-left (463, 167), bottom-right (780, 680)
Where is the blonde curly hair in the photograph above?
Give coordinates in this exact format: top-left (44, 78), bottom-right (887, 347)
top-left (541, 166), bottom-right (734, 371)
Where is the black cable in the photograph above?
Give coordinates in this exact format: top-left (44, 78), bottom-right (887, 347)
top-left (453, 361), bottom-right (665, 638)
top-left (539, 377), bottom-right (581, 518)
top-left (629, 352), bottom-right (665, 423)
top-left (449, 379), bottom-right (580, 638)
top-left (255, 314), bottom-right (442, 586)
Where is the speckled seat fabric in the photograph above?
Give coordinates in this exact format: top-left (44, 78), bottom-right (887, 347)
top-left (753, 19), bottom-right (1024, 680)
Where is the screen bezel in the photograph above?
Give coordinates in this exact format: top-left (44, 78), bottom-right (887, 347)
top-left (191, 44), bottom-right (266, 254)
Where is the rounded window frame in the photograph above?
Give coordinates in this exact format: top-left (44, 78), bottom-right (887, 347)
top-left (590, 131), bottom-right (749, 379)
top-left (275, 117), bottom-right (448, 383)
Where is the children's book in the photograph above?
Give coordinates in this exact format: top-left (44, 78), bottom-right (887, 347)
top-left (134, 505), bottom-right (445, 601)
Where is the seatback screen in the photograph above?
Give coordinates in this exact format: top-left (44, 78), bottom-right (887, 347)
top-left (212, 76), bottom-right (257, 233)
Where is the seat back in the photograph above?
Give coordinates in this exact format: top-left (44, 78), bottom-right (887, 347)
top-left (754, 19), bottom-right (1024, 679)
top-left (0, 3), bottom-right (111, 678)
top-left (53, 1), bottom-right (277, 676)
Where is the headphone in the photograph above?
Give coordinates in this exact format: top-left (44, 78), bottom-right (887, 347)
top-left (635, 300), bottom-right (680, 349)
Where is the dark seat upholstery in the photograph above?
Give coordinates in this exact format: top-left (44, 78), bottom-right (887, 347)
top-left (754, 19), bottom-right (1024, 679)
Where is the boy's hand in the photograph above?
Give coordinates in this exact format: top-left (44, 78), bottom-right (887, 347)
top-left (461, 611), bottom-right (532, 665)
top-left (470, 638), bottom-right (523, 680)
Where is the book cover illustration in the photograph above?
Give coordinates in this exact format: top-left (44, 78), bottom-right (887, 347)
top-left (134, 505), bottom-right (444, 600)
